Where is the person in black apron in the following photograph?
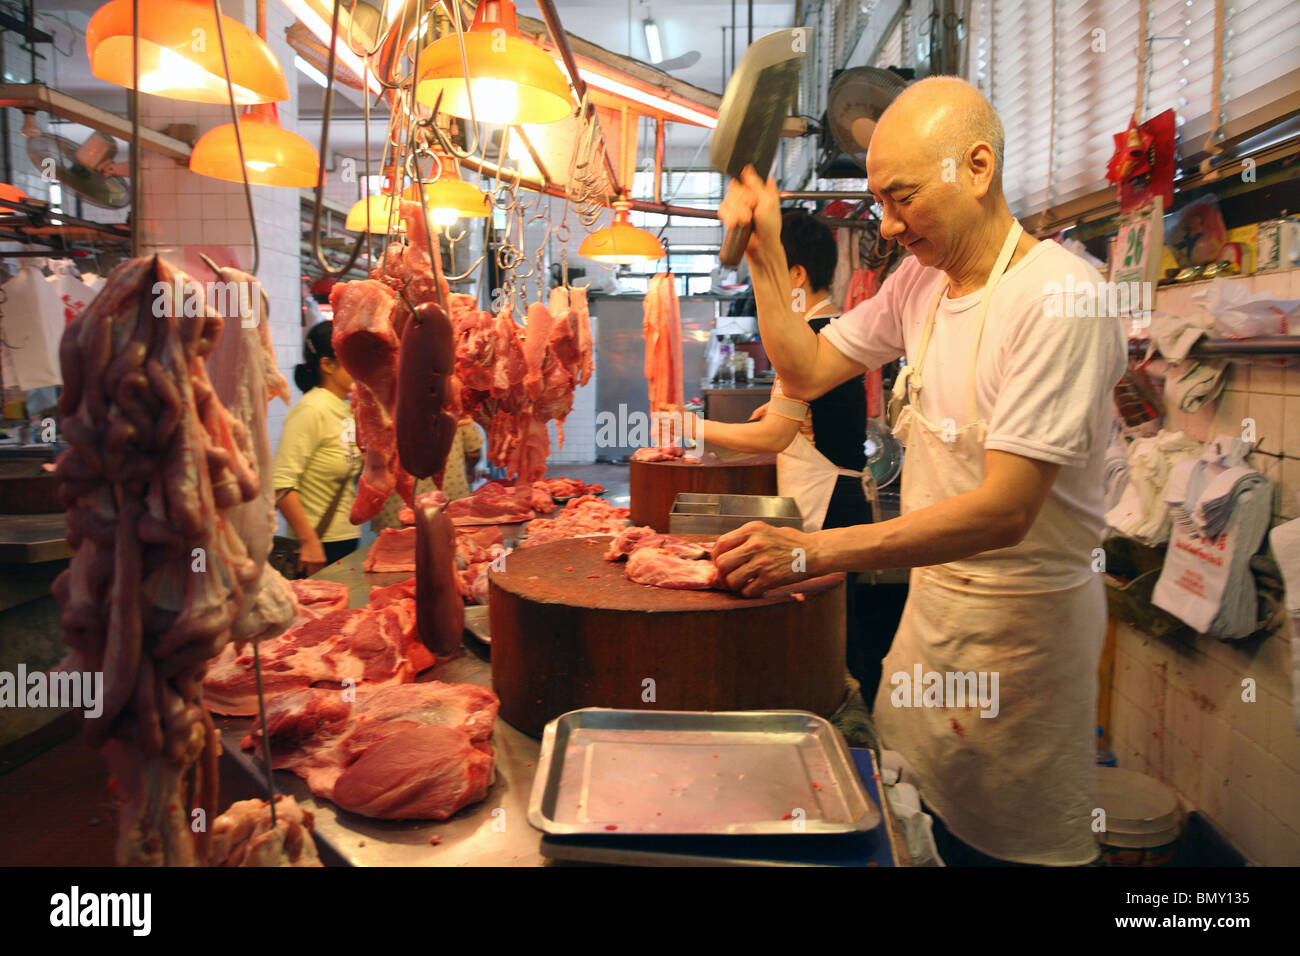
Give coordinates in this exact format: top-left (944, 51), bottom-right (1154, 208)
top-left (674, 211), bottom-right (882, 688)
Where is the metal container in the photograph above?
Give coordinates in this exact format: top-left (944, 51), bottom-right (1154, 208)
top-left (669, 492), bottom-right (802, 534)
top-left (527, 708), bottom-right (879, 836)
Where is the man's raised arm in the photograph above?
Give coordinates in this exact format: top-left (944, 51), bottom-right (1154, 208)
top-left (718, 166), bottom-right (866, 399)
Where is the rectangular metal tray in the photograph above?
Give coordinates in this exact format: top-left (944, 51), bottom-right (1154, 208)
top-left (527, 708), bottom-right (880, 836)
top-left (669, 493), bottom-right (803, 534)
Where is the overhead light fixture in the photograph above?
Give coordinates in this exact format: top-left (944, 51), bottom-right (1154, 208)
top-left (281, 0), bottom-right (385, 95)
top-left (0, 184), bottom-right (27, 204)
top-left (415, 0), bottom-right (572, 126)
top-left (345, 191), bottom-right (402, 233)
top-left (294, 54), bottom-right (329, 89)
top-left (85, 0), bottom-right (288, 104)
top-left (579, 199), bottom-right (665, 264)
top-left (568, 63), bottom-right (717, 128)
top-left (190, 103), bottom-right (320, 186)
top-left (412, 151), bottom-right (491, 226)
top-left (643, 18), bottom-right (663, 64)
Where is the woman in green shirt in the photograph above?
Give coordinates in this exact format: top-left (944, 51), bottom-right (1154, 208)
top-left (273, 321), bottom-right (360, 576)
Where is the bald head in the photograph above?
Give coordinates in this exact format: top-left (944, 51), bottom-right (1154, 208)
top-left (876, 75), bottom-right (1005, 191)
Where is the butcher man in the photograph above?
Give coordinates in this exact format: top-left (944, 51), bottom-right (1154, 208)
top-left (713, 75), bottom-right (1125, 866)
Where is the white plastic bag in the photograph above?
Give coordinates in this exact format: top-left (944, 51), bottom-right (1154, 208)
top-left (46, 259), bottom-right (94, 326)
top-left (1, 264), bottom-right (63, 389)
top-left (1192, 278), bottom-right (1300, 338)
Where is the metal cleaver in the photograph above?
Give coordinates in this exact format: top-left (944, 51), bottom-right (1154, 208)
top-left (711, 27), bottom-right (809, 267)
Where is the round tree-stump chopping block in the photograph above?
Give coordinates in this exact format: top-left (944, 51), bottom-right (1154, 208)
top-left (629, 457), bottom-right (778, 532)
top-left (488, 535), bottom-right (845, 737)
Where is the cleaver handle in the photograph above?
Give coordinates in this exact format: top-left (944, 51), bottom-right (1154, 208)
top-left (719, 221), bottom-right (752, 267)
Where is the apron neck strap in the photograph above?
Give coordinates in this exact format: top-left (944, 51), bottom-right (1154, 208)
top-left (909, 219), bottom-right (1025, 422)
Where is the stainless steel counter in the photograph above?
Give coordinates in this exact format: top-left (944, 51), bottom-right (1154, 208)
top-left (218, 541), bottom-right (547, 867)
top-left (220, 531), bottom-right (906, 866)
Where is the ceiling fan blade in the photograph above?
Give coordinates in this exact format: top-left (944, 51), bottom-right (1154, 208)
top-left (656, 50), bottom-right (701, 71)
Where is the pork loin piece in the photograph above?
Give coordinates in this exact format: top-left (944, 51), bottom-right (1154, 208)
top-left (244, 682), bottom-right (499, 820)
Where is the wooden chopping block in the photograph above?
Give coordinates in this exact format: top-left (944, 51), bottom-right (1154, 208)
top-left (629, 457), bottom-right (778, 532)
top-left (489, 535), bottom-right (845, 737)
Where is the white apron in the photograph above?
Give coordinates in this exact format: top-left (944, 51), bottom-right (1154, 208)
top-left (777, 299), bottom-right (877, 532)
top-left (872, 222), bottom-right (1105, 865)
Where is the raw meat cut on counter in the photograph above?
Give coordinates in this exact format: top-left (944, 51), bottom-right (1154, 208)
top-left (604, 526), bottom-right (712, 561)
top-left (518, 495), bottom-right (631, 548)
top-left (243, 682), bottom-right (499, 820)
top-left (290, 579), bottom-right (350, 618)
top-left (203, 597), bottom-right (435, 716)
top-left (364, 527), bottom-right (417, 572)
top-left (54, 255), bottom-right (267, 865)
top-left (625, 546), bottom-right (721, 590)
top-left (444, 480), bottom-right (538, 525)
top-left (533, 476), bottom-right (604, 499)
top-left (643, 273), bottom-right (683, 412)
top-left (413, 489), bottom-right (464, 656)
top-left (209, 796), bottom-right (321, 867)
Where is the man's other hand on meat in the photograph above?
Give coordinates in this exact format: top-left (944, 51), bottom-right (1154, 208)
top-left (712, 76), bottom-right (1123, 596)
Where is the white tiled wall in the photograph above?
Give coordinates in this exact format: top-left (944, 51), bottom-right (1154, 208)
top-left (1112, 266), bottom-right (1300, 865)
top-left (135, 0), bottom-right (304, 453)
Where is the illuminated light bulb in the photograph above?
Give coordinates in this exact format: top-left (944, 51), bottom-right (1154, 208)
top-left (467, 77), bottom-right (520, 126)
top-left (429, 208), bottom-right (459, 227)
top-left (245, 160), bottom-right (275, 172)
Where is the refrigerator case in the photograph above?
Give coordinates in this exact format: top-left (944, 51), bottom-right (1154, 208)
top-left (592, 295), bottom-right (714, 461)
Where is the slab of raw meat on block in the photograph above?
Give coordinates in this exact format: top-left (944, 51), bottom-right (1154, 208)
top-left (625, 546), bottom-right (720, 590)
top-left (290, 579), bottom-right (350, 618)
top-left (363, 527), bottom-right (416, 572)
top-left (243, 682), bottom-right (498, 820)
top-left (209, 796), bottom-right (321, 867)
top-left (202, 598), bottom-right (435, 715)
top-left (631, 445), bottom-right (697, 462)
top-left (605, 526), bottom-right (712, 562)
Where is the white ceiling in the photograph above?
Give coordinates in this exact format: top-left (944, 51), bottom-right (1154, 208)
top-left (27, 1), bottom-right (797, 175)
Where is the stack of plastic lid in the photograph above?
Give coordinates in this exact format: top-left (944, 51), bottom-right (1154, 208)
top-left (1095, 767), bottom-right (1183, 865)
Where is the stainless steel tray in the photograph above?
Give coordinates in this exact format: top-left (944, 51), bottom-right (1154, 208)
top-left (527, 708), bottom-right (879, 836)
top-left (668, 493), bottom-right (803, 534)
top-left (463, 605), bottom-right (490, 644)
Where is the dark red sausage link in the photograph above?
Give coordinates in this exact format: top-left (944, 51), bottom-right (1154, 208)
top-left (396, 300), bottom-right (457, 480)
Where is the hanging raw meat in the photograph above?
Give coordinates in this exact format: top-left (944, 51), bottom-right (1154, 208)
top-left (643, 273), bottom-right (683, 411)
top-left (54, 255), bottom-right (265, 865)
top-left (204, 266), bottom-right (298, 644)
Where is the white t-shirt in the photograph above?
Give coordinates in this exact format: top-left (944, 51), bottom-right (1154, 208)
top-left (820, 240), bottom-right (1126, 546)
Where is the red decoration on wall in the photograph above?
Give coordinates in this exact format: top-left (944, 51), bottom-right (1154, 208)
top-left (1106, 110), bottom-right (1177, 212)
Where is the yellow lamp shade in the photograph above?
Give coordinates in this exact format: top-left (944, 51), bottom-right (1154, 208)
top-left (415, 0), bottom-right (571, 126)
top-left (407, 152), bottom-right (491, 221)
top-left (345, 193), bottom-right (403, 233)
top-left (579, 207), bottom-right (665, 264)
top-left (86, 0), bottom-right (289, 105)
top-left (190, 104), bottom-right (319, 187)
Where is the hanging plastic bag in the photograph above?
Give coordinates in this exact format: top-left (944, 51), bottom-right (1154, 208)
top-left (1191, 277), bottom-right (1300, 339)
top-left (1, 264), bottom-right (63, 390)
top-left (46, 259), bottom-right (94, 326)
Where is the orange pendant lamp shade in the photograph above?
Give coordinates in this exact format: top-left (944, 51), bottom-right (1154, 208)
top-left (414, 151), bottom-right (491, 225)
top-left (345, 193), bottom-right (403, 234)
top-left (0, 184), bottom-right (27, 204)
top-left (415, 0), bottom-right (572, 126)
top-left (86, 0), bottom-right (288, 105)
top-left (579, 202), bottom-right (665, 263)
top-left (190, 103), bottom-right (319, 186)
